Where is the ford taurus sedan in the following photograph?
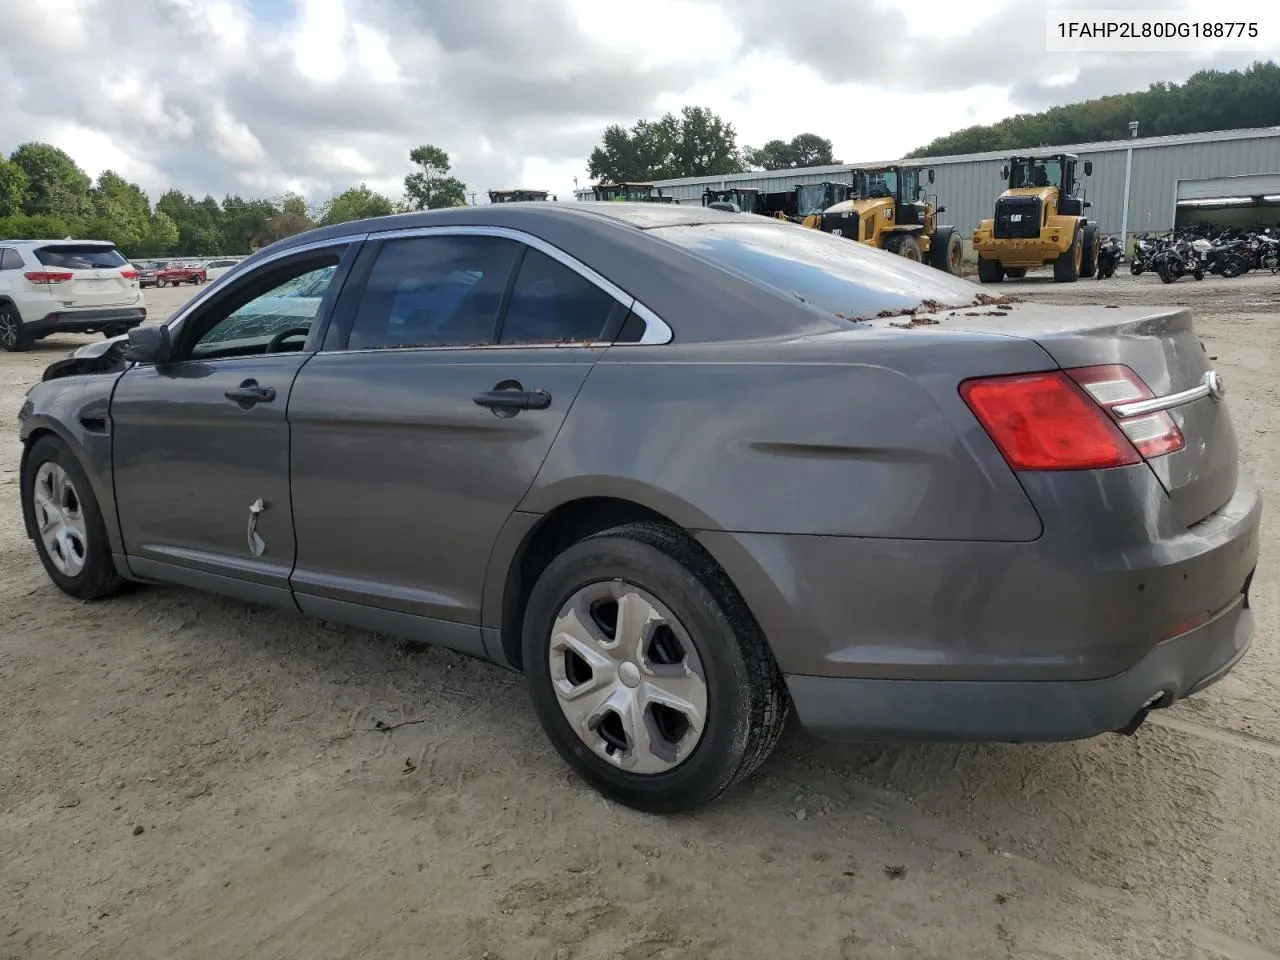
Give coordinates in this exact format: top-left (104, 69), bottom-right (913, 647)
top-left (18, 203), bottom-right (1261, 812)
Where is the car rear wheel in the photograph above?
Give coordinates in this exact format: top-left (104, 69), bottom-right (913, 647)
top-left (1053, 226), bottom-right (1083, 282)
top-left (0, 305), bottom-right (30, 352)
top-left (522, 522), bottom-right (789, 813)
top-left (22, 436), bottom-right (129, 600)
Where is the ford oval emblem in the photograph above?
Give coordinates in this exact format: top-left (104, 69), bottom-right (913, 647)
top-left (1204, 370), bottom-right (1226, 401)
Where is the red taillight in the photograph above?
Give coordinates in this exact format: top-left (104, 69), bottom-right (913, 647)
top-left (1065, 363), bottom-right (1185, 458)
top-left (121, 269), bottom-right (139, 280)
top-left (24, 270), bottom-right (73, 284)
top-left (961, 371), bottom-right (1142, 471)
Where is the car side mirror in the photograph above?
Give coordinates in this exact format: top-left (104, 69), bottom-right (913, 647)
top-left (1083, 200), bottom-right (1092, 208)
top-left (123, 324), bottom-right (173, 364)
top-left (936, 205), bottom-right (946, 214)
top-left (1000, 165), bottom-right (1009, 180)
top-left (927, 169), bottom-right (935, 183)
top-left (1084, 160), bottom-right (1094, 176)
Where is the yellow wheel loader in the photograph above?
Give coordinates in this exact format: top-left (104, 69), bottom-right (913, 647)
top-left (792, 181), bottom-right (854, 228)
top-left (591, 181), bottom-right (676, 203)
top-left (816, 165), bottom-right (964, 275)
top-left (971, 153), bottom-right (1099, 283)
top-left (488, 189), bottom-right (553, 203)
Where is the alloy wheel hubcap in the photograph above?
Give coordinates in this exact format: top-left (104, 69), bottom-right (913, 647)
top-left (0, 313), bottom-right (16, 346)
top-left (549, 580), bottom-right (708, 775)
top-left (32, 462), bottom-right (88, 577)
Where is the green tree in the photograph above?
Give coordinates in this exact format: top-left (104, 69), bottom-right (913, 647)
top-left (155, 189), bottom-right (226, 254)
top-left (221, 195), bottom-right (280, 255)
top-left (86, 171), bottom-right (152, 250)
top-left (319, 183), bottom-right (394, 225)
top-left (587, 106), bottom-right (745, 182)
top-left (404, 145), bottom-right (468, 209)
top-left (0, 158), bottom-right (30, 217)
top-left (252, 211), bottom-right (312, 248)
top-left (139, 211), bottom-right (180, 257)
top-left (9, 142), bottom-right (92, 219)
top-left (907, 59), bottom-right (1280, 157)
top-left (744, 133), bottom-right (837, 170)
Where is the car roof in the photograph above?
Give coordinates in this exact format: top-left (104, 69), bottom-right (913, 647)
top-left (0, 238), bottom-right (116, 245)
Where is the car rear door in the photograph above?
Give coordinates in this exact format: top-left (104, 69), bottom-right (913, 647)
top-left (286, 226), bottom-right (629, 656)
top-left (110, 240), bottom-right (362, 609)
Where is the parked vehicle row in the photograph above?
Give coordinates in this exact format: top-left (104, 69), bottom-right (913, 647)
top-left (17, 203), bottom-right (1260, 812)
top-left (130, 257), bottom-right (244, 288)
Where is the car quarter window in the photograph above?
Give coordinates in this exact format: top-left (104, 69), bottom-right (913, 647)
top-left (345, 235), bottom-right (521, 350)
top-left (0, 248), bottom-right (21, 270)
top-left (187, 256), bottom-right (343, 361)
top-left (497, 247), bottom-right (618, 345)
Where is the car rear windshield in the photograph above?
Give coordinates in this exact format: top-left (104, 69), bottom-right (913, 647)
top-left (34, 244), bottom-right (128, 269)
top-left (648, 221), bottom-right (981, 320)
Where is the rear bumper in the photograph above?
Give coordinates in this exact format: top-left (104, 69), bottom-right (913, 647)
top-left (785, 592), bottom-right (1253, 742)
top-left (25, 308), bottom-right (145, 336)
top-left (696, 466), bottom-right (1262, 741)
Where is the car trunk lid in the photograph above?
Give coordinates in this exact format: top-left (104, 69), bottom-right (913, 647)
top-left (893, 302), bottom-right (1237, 528)
top-left (32, 243), bottom-right (137, 308)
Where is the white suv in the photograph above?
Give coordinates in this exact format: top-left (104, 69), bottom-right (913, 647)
top-left (0, 239), bottom-right (147, 352)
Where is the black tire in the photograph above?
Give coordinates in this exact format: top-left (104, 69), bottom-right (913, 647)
top-left (1193, 267), bottom-right (1204, 281)
top-left (0, 303), bottom-right (31, 352)
top-left (1130, 260), bottom-right (1144, 276)
top-left (1079, 222), bottom-right (1099, 278)
top-left (1220, 256), bottom-right (1245, 279)
top-left (1158, 260), bottom-right (1178, 284)
top-left (522, 522), bottom-right (789, 813)
top-left (1053, 226), bottom-right (1083, 283)
top-left (21, 435), bottom-right (129, 601)
top-left (929, 228), bottom-right (963, 275)
top-left (156, 279), bottom-right (167, 288)
top-left (976, 256), bottom-right (1004, 283)
top-left (890, 234), bottom-right (922, 263)
top-left (1003, 267), bottom-right (1027, 279)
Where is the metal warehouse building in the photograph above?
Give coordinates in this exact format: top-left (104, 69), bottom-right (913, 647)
top-left (576, 126), bottom-right (1280, 253)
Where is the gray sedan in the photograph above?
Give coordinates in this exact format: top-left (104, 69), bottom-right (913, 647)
top-left (18, 203), bottom-right (1261, 812)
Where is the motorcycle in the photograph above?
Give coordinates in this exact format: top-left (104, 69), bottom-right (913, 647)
top-left (1096, 236), bottom-right (1123, 279)
top-left (1154, 237), bottom-right (1203, 284)
top-left (1259, 233), bottom-right (1280, 274)
top-left (1129, 235), bottom-right (1157, 275)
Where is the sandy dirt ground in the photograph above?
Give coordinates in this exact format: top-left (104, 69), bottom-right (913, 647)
top-left (2, 270), bottom-right (1278, 960)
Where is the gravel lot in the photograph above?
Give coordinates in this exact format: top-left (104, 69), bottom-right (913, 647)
top-left (2, 270), bottom-right (1278, 960)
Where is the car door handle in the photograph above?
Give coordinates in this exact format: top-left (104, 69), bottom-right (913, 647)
top-left (473, 389), bottom-right (552, 411)
top-left (225, 380), bottom-right (276, 407)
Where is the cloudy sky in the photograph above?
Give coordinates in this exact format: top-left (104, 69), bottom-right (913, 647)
top-left (1, 0), bottom-right (1276, 206)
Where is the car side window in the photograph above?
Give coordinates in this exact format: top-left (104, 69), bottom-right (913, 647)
top-left (189, 262), bottom-right (340, 361)
top-left (497, 248), bottom-right (618, 345)
top-left (346, 235), bottom-right (520, 350)
top-left (0, 248), bottom-right (23, 270)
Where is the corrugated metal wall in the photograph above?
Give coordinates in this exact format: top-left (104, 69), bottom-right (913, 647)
top-left (574, 132), bottom-right (1280, 243)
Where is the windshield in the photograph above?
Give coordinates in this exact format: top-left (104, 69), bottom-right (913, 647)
top-left (795, 184), bottom-right (831, 217)
top-left (855, 170), bottom-right (897, 199)
top-left (1010, 159), bottom-right (1063, 189)
top-left (650, 220), bottom-right (981, 321)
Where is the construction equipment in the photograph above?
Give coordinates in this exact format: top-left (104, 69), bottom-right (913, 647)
top-left (971, 153), bottom-right (1099, 283)
top-left (792, 181), bottom-right (854, 228)
top-left (702, 187), bottom-right (765, 214)
top-left (489, 189), bottom-right (553, 203)
top-left (591, 182), bottom-right (676, 203)
top-left (816, 164), bottom-right (964, 275)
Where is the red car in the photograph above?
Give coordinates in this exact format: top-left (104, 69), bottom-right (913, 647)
top-left (154, 262), bottom-right (207, 287)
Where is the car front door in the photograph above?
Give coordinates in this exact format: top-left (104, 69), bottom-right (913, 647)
top-left (110, 241), bottom-right (360, 608)
top-left (287, 227), bottom-right (629, 656)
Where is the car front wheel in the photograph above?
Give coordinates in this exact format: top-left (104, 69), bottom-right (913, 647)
top-left (523, 522), bottom-right (789, 813)
top-left (21, 436), bottom-right (128, 600)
